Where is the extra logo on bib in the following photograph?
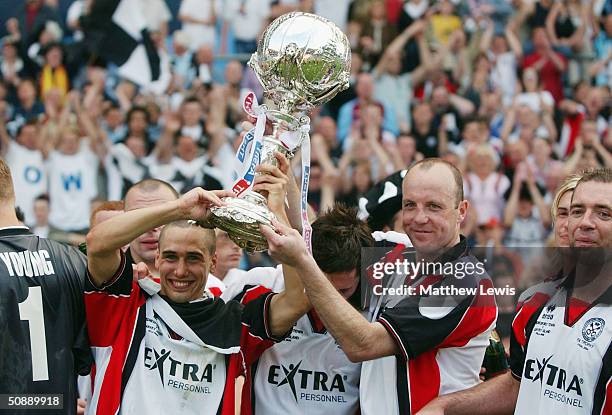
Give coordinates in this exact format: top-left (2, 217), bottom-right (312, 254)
top-left (268, 360), bottom-right (348, 404)
top-left (524, 355), bottom-right (584, 409)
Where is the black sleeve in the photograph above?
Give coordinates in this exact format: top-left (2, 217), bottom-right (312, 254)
top-left (379, 293), bottom-right (474, 360)
top-left (378, 274), bottom-right (494, 360)
top-left (241, 292), bottom-right (290, 343)
top-left (84, 250), bottom-right (133, 296)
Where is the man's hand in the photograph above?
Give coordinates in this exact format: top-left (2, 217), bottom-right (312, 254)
top-left (253, 152), bottom-right (290, 222)
top-left (177, 188), bottom-right (233, 222)
top-left (416, 404), bottom-right (445, 415)
top-left (133, 262), bottom-right (155, 282)
top-left (76, 399), bottom-right (86, 415)
top-left (260, 220), bottom-right (309, 268)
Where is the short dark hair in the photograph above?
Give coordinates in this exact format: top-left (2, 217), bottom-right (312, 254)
top-left (312, 204), bottom-right (374, 274)
top-left (577, 167), bottom-right (612, 186)
top-left (159, 220), bottom-right (216, 255)
top-left (182, 96), bottom-right (201, 107)
top-left (126, 106), bottom-right (150, 125)
top-left (16, 118), bottom-right (38, 138)
top-left (126, 179), bottom-right (179, 200)
top-left (405, 158), bottom-right (464, 206)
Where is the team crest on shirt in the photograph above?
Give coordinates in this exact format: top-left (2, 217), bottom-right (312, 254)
top-left (582, 318), bottom-right (605, 343)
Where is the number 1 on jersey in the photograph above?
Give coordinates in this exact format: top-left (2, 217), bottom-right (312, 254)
top-left (18, 286), bottom-right (49, 381)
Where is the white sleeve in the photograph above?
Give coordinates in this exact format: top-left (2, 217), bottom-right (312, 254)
top-left (221, 265), bottom-right (284, 301)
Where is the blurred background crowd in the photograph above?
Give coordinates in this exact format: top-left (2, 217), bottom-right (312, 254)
top-left (0, 0), bottom-right (610, 290)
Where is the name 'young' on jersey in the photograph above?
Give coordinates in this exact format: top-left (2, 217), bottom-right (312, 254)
top-left (0, 227), bottom-right (90, 415)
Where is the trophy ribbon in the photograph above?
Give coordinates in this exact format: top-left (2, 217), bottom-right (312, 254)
top-left (279, 123), bottom-right (313, 253)
top-left (231, 92), bottom-right (267, 196)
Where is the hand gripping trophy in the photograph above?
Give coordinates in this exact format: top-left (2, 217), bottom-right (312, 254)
top-left (206, 12), bottom-right (351, 252)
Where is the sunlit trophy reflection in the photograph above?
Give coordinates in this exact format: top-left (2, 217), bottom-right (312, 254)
top-left (206, 12), bottom-right (351, 252)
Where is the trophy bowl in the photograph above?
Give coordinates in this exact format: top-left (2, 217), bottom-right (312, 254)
top-left (207, 12), bottom-right (351, 252)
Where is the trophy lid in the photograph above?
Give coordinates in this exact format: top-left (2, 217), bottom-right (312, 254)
top-left (249, 12), bottom-right (351, 126)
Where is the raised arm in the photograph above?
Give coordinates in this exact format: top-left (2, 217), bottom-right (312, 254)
top-left (262, 221), bottom-right (399, 361)
top-left (526, 169), bottom-right (551, 227)
top-left (479, 18), bottom-right (495, 53)
top-left (253, 165), bottom-right (310, 336)
top-left (545, 2), bottom-right (563, 46)
top-left (505, 24), bottom-right (523, 60)
top-left (503, 169), bottom-right (523, 228)
top-left (411, 30), bottom-right (434, 86)
top-left (374, 20), bottom-right (426, 77)
top-left (87, 188), bottom-right (230, 287)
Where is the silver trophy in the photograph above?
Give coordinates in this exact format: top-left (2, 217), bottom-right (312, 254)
top-left (206, 12), bottom-right (351, 252)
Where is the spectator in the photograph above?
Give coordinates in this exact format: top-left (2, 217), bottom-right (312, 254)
top-left (545, 0), bottom-right (589, 55)
top-left (12, 78), bottom-right (44, 125)
top-left (373, 19), bottom-right (430, 132)
top-left (39, 42), bottom-right (69, 100)
top-left (337, 72), bottom-right (399, 144)
top-left (514, 67), bottom-right (554, 114)
top-left (169, 30), bottom-right (193, 90)
top-left (179, 0), bottom-right (217, 50)
top-left (65, 0), bottom-right (86, 41)
top-left (527, 136), bottom-right (565, 190)
top-left (31, 194), bottom-right (50, 238)
top-left (100, 103), bottom-right (126, 144)
top-left (503, 162), bottom-right (551, 262)
top-left (479, 16), bottom-right (522, 106)
top-left (390, 133), bottom-right (423, 170)
top-left (46, 108), bottom-right (106, 235)
top-left (429, 0), bottom-right (462, 47)
top-left (410, 101), bottom-right (439, 158)
top-left (465, 143), bottom-right (511, 226)
top-left (191, 44), bottom-right (214, 87)
top-left (0, 119), bottom-right (47, 226)
top-left (522, 27), bottom-right (567, 103)
top-left (357, 0), bottom-right (397, 69)
top-left (590, 12), bottom-right (612, 87)
top-left (15, 0), bottom-right (59, 46)
top-left (0, 38), bottom-right (25, 89)
top-left (228, 0), bottom-right (270, 54)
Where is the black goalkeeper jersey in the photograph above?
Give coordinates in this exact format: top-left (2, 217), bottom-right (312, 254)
top-left (0, 226), bottom-right (90, 414)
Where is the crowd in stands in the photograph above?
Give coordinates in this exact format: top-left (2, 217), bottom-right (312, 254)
top-left (0, 0), bottom-right (611, 280)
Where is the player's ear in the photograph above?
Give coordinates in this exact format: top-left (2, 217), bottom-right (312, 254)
top-left (210, 252), bottom-right (217, 275)
top-left (457, 199), bottom-right (469, 224)
top-left (211, 253), bottom-right (217, 275)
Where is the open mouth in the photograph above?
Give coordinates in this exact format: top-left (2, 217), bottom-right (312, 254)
top-left (168, 279), bottom-right (195, 291)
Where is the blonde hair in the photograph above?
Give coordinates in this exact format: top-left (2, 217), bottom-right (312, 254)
top-left (551, 173), bottom-right (582, 224)
top-left (467, 143), bottom-right (498, 171)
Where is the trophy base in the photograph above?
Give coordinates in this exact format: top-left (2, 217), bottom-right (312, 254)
top-left (208, 191), bottom-right (276, 253)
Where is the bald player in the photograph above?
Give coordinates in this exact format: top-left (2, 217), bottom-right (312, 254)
top-left (122, 179), bottom-right (179, 276)
top-left (261, 158), bottom-right (497, 414)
